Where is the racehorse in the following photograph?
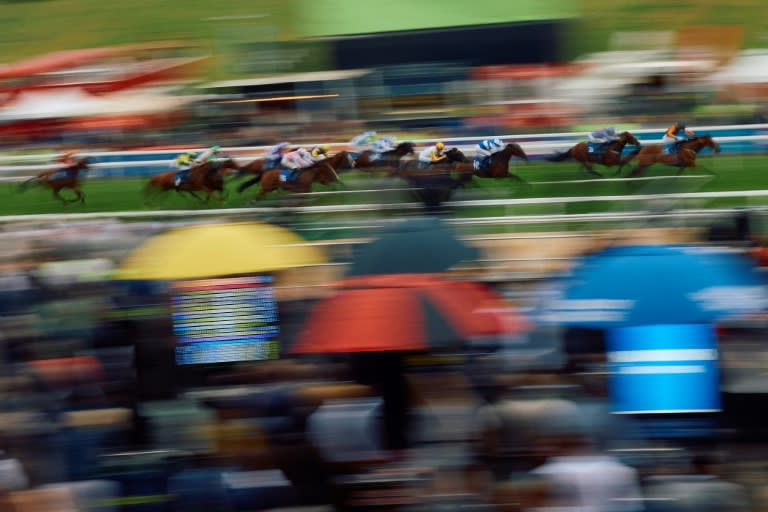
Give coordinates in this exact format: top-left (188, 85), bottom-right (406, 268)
top-left (450, 143), bottom-right (530, 182)
top-left (19, 157), bottom-right (91, 204)
top-left (143, 158), bottom-right (241, 205)
top-left (547, 131), bottom-right (641, 178)
top-left (349, 142), bottom-right (416, 172)
top-left (236, 157), bottom-right (266, 178)
top-left (237, 150), bottom-right (352, 194)
top-left (619, 135), bottom-right (721, 178)
top-left (246, 152), bottom-right (346, 199)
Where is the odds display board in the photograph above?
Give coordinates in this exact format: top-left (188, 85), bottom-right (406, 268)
top-left (171, 276), bottom-right (280, 365)
top-left (607, 324), bottom-right (721, 414)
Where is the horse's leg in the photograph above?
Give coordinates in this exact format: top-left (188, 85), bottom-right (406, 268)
top-left (583, 161), bottom-right (604, 178)
top-left (505, 171), bottom-right (528, 184)
top-left (54, 187), bottom-right (73, 204)
top-left (628, 163), bottom-right (650, 178)
top-left (73, 185), bottom-right (85, 204)
top-left (143, 183), bottom-right (165, 206)
top-left (696, 161), bottom-right (716, 176)
top-left (186, 190), bottom-right (205, 203)
top-left (201, 187), bottom-right (218, 204)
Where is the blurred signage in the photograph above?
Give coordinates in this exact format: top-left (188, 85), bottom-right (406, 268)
top-left (607, 324), bottom-right (721, 414)
top-left (171, 276), bottom-right (280, 365)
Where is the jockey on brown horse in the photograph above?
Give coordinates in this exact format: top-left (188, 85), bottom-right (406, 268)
top-left (246, 150), bottom-right (347, 199)
top-left (236, 141), bottom-right (292, 179)
top-left (19, 152), bottom-right (91, 204)
top-left (620, 132), bottom-right (721, 177)
top-left (144, 156), bottom-right (240, 204)
top-left (440, 143), bottom-right (529, 184)
top-left (547, 128), bottom-right (641, 178)
top-left (173, 145), bottom-right (223, 188)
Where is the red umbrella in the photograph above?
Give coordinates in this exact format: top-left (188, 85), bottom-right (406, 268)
top-left (290, 274), bottom-right (531, 354)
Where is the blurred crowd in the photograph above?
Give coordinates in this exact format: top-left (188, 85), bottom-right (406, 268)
top-left (2, 213), bottom-right (768, 512)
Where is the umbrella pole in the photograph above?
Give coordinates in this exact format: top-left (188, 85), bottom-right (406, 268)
top-left (349, 351), bottom-right (411, 451)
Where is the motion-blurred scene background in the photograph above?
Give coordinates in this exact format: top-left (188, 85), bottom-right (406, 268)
top-left (4, 1), bottom-right (768, 512)
top-left (0, 0), bottom-right (766, 147)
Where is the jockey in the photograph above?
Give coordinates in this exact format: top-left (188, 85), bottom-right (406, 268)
top-left (56, 151), bottom-right (78, 168)
top-left (173, 150), bottom-right (199, 187)
top-left (588, 127), bottom-right (618, 153)
top-left (418, 142), bottom-right (447, 169)
top-left (310, 145), bottom-right (331, 161)
top-left (662, 121), bottom-right (696, 154)
top-left (475, 137), bottom-right (505, 168)
top-left (192, 145), bottom-right (223, 165)
top-left (45, 150), bottom-right (80, 180)
top-left (349, 131), bottom-right (377, 151)
top-left (371, 135), bottom-right (397, 155)
top-left (280, 147), bottom-right (315, 181)
top-left (173, 151), bottom-right (197, 169)
top-left (264, 142), bottom-right (291, 170)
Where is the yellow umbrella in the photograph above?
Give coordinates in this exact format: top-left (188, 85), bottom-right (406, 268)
top-left (114, 221), bottom-right (327, 280)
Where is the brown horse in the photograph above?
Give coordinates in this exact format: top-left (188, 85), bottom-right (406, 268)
top-left (19, 157), bottom-right (91, 204)
top-left (348, 142), bottom-right (416, 172)
top-left (237, 157), bottom-right (266, 178)
top-left (620, 135), bottom-right (721, 177)
top-left (143, 158), bottom-right (241, 205)
top-left (238, 151), bottom-right (353, 194)
top-left (393, 155), bottom-right (458, 179)
top-left (247, 152), bottom-right (347, 199)
top-left (449, 143), bottom-right (529, 182)
top-left (547, 131), bottom-right (640, 178)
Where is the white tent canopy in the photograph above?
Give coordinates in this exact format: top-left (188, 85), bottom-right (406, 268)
top-left (708, 49), bottom-right (768, 84)
top-left (0, 87), bottom-right (196, 121)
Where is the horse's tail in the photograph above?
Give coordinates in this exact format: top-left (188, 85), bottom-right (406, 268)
top-left (237, 173), bottom-right (262, 193)
top-left (546, 149), bottom-right (573, 162)
top-left (142, 178), bottom-right (163, 205)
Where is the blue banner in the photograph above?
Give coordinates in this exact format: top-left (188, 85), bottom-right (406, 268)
top-left (607, 324), bottom-right (721, 414)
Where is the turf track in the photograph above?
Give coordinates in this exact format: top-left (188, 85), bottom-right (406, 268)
top-left (3, 154), bottom-right (766, 216)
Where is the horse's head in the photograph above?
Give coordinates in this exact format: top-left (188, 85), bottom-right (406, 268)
top-left (215, 158), bottom-right (241, 176)
top-left (395, 142), bottom-right (415, 156)
top-left (445, 147), bottom-right (468, 163)
top-left (700, 134), bottom-right (721, 154)
top-left (504, 143), bottom-right (529, 161)
top-left (619, 131), bottom-right (640, 146)
top-left (318, 163), bottom-right (342, 185)
top-left (73, 157), bottom-right (91, 170)
top-left (328, 151), bottom-right (354, 170)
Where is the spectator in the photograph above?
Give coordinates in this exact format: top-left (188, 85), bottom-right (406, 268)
top-left (531, 429), bottom-right (644, 512)
top-left (644, 453), bottom-right (751, 512)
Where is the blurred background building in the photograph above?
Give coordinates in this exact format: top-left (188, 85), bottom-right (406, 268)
top-left (1, 0), bottom-right (767, 148)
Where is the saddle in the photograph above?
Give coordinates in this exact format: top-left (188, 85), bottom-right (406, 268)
top-left (473, 156), bottom-right (490, 172)
top-left (279, 169), bottom-right (300, 182)
top-left (49, 167), bottom-right (78, 181)
top-left (663, 142), bottom-right (684, 155)
top-left (587, 142), bottom-right (606, 154)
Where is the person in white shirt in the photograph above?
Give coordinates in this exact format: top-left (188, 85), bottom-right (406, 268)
top-left (531, 430), bottom-right (644, 512)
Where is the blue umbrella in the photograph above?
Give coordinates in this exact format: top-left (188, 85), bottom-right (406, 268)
top-left (540, 244), bottom-right (768, 328)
